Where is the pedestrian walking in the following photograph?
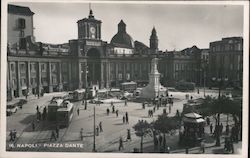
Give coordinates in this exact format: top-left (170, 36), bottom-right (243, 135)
top-left (224, 137), bottom-right (230, 151)
top-left (230, 140), bottom-right (234, 153)
top-left (125, 112), bottom-right (129, 124)
top-left (200, 141), bottom-right (205, 153)
top-left (55, 126), bottom-right (59, 138)
top-left (154, 137), bottom-right (158, 151)
top-left (43, 107), bottom-right (47, 120)
top-left (36, 105), bottom-right (39, 112)
top-left (166, 146), bottom-right (170, 153)
top-left (112, 105), bottom-right (115, 113)
top-left (50, 131), bottom-right (57, 141)
top-left (106, 108), bottom-right (110, 116)
top-left (159, 135), bottom-right (163, 146)
top-left (226, 124), bottom-right (229, 135)
top-left (32, 121), bottom-right (35, 131)
top-left (99, 122), bottom-right (103, 132)
top-left (77, 108), bottom-right (80, 116)
top-left (123, 115), bottom-right (125, 124)
top-left (96, 126), bottom-right (99, 136)
top-left (13, 129), bottom-right (17, 141)
top-left (220, 123), bottom-right (224, 135)
top-left (190, 96), bottom-right (193, 100)
top-left (9, 130), bottom-right (13, 141)
top-left (127, 129), bottom-right (131, 141)
top-left (116, 110), bottom-right (119, 117)
top-left (197, 88), bottom-right (200, 94)
top-left (118, 137), bottom-right (124, 151)
top-left (153, 106), bottom-right (156, 112)
top-left (142, 102), bottom-right (145, 109)
top-left (209, 123), bottom-right (213, 134)
top-left (176, 110), bottom-right (180, 117)
top-left (206, 117), bottom-right (210, 125)
top-left (80, 128), bottom-right (84, 140)
top-left (125, 99), bottom-right (127, 106)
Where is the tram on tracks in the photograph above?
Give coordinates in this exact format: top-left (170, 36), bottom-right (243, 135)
top-left (72, 89), bottom-right (86, 101)
top-left (47, 98), bottom-right (64, 121)
top-left (56, 101), bottom-right (74, 127)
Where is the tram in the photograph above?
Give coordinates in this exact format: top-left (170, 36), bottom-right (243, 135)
top-left (72, 89), bottom-right (86, 101)
top-left (120, 81), bottom-right (137, 93)
top-left (56, 101), bottom-right (74, 127)
top-left (47, 98), bottom-right (64, 121)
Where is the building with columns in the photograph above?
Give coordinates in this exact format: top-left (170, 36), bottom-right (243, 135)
top-left (7, 4), bottom-right (242, 101)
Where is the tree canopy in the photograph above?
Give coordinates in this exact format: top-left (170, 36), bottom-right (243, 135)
top-left (199, 95), bottom-right (242, 117)
top-left (153, 114), bottom-right (180, 134)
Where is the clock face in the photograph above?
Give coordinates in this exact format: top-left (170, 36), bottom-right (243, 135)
top-left (90, 27), bottom-right (96, 34)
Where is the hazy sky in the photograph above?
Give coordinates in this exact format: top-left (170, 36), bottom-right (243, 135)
top-left (11, 2), bottom-right (243, 51)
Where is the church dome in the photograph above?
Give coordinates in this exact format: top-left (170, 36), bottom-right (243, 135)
top-left (110, 20), bottom-right (134, 49)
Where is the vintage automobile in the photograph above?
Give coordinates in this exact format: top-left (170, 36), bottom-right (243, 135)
top-left (89, 99), bottom-right (103, 104)
top-left (17, 99), bottom-right (27, 108)
top-left (7, 104), bottom-right (18, 116)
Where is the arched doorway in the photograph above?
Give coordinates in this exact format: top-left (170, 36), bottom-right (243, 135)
top-left (87, 48), bottom-right (101, 86)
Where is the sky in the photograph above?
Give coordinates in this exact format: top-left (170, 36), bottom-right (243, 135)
top-left (11, 2), bottom-right (243, 51)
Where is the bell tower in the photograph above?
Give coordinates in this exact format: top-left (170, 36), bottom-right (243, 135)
top-left (150, 27), bottom-right (158, 51)
top-left (77, 6), bottom-right (102, 40)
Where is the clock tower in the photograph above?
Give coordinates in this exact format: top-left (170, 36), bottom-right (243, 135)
top-left (77, 9), bottom-right (102, 40)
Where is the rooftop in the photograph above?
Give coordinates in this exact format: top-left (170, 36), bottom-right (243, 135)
top-left (8, 4), bottom-right (34, 16)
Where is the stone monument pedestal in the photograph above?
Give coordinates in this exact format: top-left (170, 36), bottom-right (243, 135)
top-left (140, 58), bottom-right (166, 99)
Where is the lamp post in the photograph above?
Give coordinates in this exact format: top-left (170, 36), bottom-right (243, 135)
top-left (84, 64), bottom-right (88, 110)
top-left (212, 76), bottom-right (228, 146)
top-left (202, 59), bottom-right (208, 98)
top-left (93, 106), bottom-right (96, 152)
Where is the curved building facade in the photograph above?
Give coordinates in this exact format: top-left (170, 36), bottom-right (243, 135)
top-left (7, 4), bottom-right (242, 100)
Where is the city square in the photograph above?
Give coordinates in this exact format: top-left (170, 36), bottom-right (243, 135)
top-left (6, 87), bottom-right (242, 153)
top-left (3, 1), bottom-right (246, 156)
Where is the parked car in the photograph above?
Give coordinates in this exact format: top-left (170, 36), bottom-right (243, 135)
top-left (7, 104), bottom-right (18, 116)
top-left (17, 99), bottom-right (27, 108)
top-left (89, 99), bottom-right (103, 104)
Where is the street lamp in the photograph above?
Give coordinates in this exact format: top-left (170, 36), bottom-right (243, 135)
top-left (93, 106), bottom-right (96, 152)
top-left (201, 59), bottom-right (208, 98)
top-left (211, 76), bottom-right (228, 146)
top-left (84, 64), bottom-right (88, 110)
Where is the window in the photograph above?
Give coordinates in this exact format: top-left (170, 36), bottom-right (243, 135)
top-left (17, 18), bottom-right (26, 29)
top-left (11, 64), bottom-right (15, 72)
top-left (41, 64), bottom-right (46, 72)
top-left (12, 79), bottom-right (16, 87)
top-left (118, 73), bottom-right (122, 80)
top-left (126, 73), bottom-right (130, 80)
top-left (52, 76), bottom-right (57, 84)
top-left (20, 64), bottom-right (25, 73)
top-left (42, 77), bottom-right (47, 84)
top-left (31, 78), bottom-right (36, 85)
top-left (30, 63), bottom-right (36, 72)
top-left (21, 78), bottom-right (26, 86)
top-left (51, 64), bottom-right (56, 72)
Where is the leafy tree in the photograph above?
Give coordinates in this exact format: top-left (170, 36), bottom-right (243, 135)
top-left (199, 95), bottom-right (242, 145)
top-left (133, 120), bottom-right (152, 153)
top-left (153, 115), bottom-right (180, 152)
